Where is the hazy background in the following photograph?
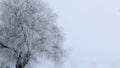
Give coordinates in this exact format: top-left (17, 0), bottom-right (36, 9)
top-left (37, 0), bottom-right (120, 68)
top-left (0, 0), bottom-right (119, 68)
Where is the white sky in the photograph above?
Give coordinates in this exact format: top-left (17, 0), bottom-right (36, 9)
top-left (0, 0), bottom-right (119, 68)
top-left (1, 0), bottom-right (120, 68)
top-left (41, 0), bottom-right (120, 68)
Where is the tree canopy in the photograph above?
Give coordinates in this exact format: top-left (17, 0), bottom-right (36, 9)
top-left (0, 0), bottom-right (65, 68)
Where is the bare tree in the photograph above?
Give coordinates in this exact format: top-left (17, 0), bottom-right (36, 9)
top-left (0, 0), bottom-right (65, 68)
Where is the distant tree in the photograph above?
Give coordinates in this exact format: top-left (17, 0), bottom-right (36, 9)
top-left (0, 0), bottom-right (65, 68)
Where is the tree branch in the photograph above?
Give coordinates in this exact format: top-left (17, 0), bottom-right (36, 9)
top-left (0, 42), bottom-right (18, 57)
top-left (0, 42), bottom-right (8, 48)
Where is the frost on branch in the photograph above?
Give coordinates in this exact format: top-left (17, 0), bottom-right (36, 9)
top-left (0, 0), bottom-right (65, 68)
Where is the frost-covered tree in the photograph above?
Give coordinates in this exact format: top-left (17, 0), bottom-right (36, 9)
top-left (0, 0), bottom-right (65, 68)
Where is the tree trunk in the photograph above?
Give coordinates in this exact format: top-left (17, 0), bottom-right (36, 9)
top-left (16, 64), bottom-right (25, 68)
top-left (15, 53), bottom-right (30, 68)
top-left (15, 57), bottom-right (29, 68)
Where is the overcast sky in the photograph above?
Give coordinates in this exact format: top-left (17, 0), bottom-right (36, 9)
top-left (1, 0), bottom-right (120, 68)
top-left (0, 0), bottom-right (117, 68)
top-left (38, 0), bottom-right (120, 68)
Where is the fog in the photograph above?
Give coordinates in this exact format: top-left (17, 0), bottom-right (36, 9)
top-left (0, 0), bottom-right (120, 68)
top-left (40, 0), bottom-right (120, 68)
